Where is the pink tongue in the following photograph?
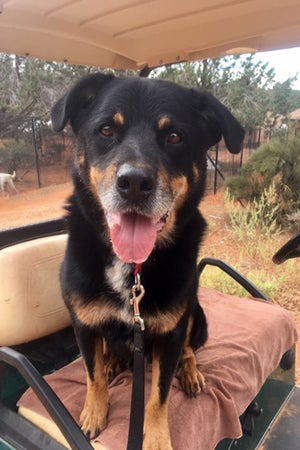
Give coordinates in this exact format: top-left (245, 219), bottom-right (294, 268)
top-left (110, 213), bottom-right (157, 263)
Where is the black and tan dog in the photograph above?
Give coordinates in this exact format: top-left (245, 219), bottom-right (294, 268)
top-left (52, 73), bottom-right (244, 450)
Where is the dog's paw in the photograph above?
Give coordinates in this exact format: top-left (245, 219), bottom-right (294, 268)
top-left (177, 365), bottom-right (205, 398)
top-left (105, 354), bottom-right (126, 384)
top-left (79, 400), bottom-right (109, 440)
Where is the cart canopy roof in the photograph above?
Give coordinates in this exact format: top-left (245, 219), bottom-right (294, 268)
top-left (1, 0), bottom-right (300, 69)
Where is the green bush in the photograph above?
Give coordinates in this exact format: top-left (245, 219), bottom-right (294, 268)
top-left (0, 139), bottom-right (35, 172)
top-left (225, 183), bottom-right (281, 239)
top-left (200, 265), bottom-right (282, 300)
top-left (226, 137), bottom-right (300, 223)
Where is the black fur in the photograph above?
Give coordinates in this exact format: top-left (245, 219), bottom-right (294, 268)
top-left (52, 73), bottom-right (244, 446)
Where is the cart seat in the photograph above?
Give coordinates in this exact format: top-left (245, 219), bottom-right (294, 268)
top-left (0, 232), bottom-right (298, 449)
top-left (0, 234), bottom-right (71, 346)
top-left (18, 287), bottom-right (298, 450)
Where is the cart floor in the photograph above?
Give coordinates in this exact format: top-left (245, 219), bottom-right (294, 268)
top-left (259, 386), bottom-right (300, 449)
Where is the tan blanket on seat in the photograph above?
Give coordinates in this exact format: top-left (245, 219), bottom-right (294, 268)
top-left (19, 287), bottom-right (298, 449)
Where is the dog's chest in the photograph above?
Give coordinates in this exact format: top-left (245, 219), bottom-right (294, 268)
top-left (73, 256), bottom-right (187, 335)
top-left (104, 258), bottom-right (132, 303)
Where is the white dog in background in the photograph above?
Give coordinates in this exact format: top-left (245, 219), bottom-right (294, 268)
top-left (0, 171), bottom-right (18, 196)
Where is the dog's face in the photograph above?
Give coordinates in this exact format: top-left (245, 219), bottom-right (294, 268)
top-left (52, 73), bottom-right (244, 264)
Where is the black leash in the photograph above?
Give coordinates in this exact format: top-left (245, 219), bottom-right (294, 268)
top-left (126, 268), bottom-right (145, 450)
top-left (126, 323), bottom-right (145, 450)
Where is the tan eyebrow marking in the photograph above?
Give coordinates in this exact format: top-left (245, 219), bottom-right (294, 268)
top-left (158, 116), bottom-right (171, 130)
top-left (113, 112), bottom-right (125, 126)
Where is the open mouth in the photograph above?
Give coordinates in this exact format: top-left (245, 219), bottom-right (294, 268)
top-left (105, 211), bottom-right (168, 263)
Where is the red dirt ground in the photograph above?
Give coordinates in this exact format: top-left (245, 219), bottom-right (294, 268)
top-left (0, 184), bottom-right (299, 385)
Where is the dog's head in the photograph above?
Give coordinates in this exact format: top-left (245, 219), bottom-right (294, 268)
top-left (52, 73), bottom-right (244, 264)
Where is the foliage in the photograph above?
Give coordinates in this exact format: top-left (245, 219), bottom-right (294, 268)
top-left (225, 184), bottom-right (281, 240)
top-left (152, 57), bottom-right (238, 93)
top-left (219, 55), bottom-right (275, 127)
top-left (152, 55), bottom-right (276, 127)
top-left (199, 194), bottom-right (300, 304)
top-left (0, 139), bottom-right (35, 173)
top-left (153, 55), bottom-right (300, 131)
top-left (201, 190), bottom-right (291, 300)
top-left (0, 53), bottom-right (137, 139)
top-left (200, 265), bottom-right (282, 299)
top-left (285, 210), bottom-right (300, 229)
top-left (0, 50), bottom-right (299, 176)
top-left (269, 79), bottom-right (300, 115)
top-left (226, 137), bottom-right (300, 222)
top-left (225, 187), bottom-right (280, 274)
top-left (1, 51), bottom-right (299, 141)
top-left (0, 54), bottom-right (98, 138)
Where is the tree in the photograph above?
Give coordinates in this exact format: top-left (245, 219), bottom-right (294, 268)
top-left (153, 55), bottom-right (275, 128)
top-left (0, 54), bottom-right (97, 138)
top-left (0, 139), bottom-right (35, 173)
top-left (1, 51), bottom-right (298, 139)
top-left (220, 55), bottom-right (275, 127)
top-left (226, 137), bottom-right (300, 219)
top-left (152, 57), bottom-right (237, 94)
top-left (0, 53), bottom-right (139, 140)
top-left (269, 78), bottom-right (300, 116)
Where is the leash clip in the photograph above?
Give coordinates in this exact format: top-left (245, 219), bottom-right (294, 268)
top-left (130, 272), bottom-right (145, 331)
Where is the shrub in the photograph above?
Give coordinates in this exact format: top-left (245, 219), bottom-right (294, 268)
top-left (285, 210), bottom-right (300, 230)
top-left (225, 183), bottom-right (281, 240)
top-left (0, 139), bottom-right (35, 172)
top-left (200, 265), bottom-right (282, 300)
top-left (226, 137), bottom-right (300, 223)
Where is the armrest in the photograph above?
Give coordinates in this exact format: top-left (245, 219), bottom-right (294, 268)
top-left (198, 257), bottom-right (269, 300)
top-left (0, 346), bottom-right (93, 450)
top-left (273, 231), bottom-right (300, 264)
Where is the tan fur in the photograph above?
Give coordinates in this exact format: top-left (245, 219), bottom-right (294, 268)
top-left (193, 163), bottom-right (200, 181)
top-left (71, 296), bottom-right (132, 328)
top-left (71, 295), bottom-right (186, 335)
top-left (177, 346), bottom-right (205, 397)
top-left (158, 115), bottom-right (171, 130)
top-left (80, 338), bottom-right (109, 437)
top-left (157, 174), bottom-right (189, 244)
top-left (90, 166), bottom-right (104, 186)
top-left (104, 351), bottom-right (126, 384)
top-left (143, 347), bottom-right (173, 450)
top-left (113, 112), bottom-right (125, 126)
top-left (145, 305), bottom-right (186, 334)
top-left (177, 317), bottom-right (205, 397)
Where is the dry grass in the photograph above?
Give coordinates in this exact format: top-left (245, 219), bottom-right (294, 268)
top-left (201, 190), bottom-right (300, 385)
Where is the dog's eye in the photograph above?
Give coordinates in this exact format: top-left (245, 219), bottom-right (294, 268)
top-left (100, 125), bottom-right (114, 137)
top-left (167, 132), bottom-right (182, 145)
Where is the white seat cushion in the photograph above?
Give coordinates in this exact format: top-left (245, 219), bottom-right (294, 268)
top-left (0, 234), bottom-right (70, 346)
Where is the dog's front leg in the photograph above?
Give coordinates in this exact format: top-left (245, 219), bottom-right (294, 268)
top-left (75, 327), bottom-right (109, 439)
top-left (143, 333), bottom-right (185, 450)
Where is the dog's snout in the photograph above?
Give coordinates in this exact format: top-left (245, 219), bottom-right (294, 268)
top-left (117, 165), bottom-right (155, 202)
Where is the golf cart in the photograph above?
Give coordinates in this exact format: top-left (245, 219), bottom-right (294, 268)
top-left (0, 2), bottom-right (299, 449)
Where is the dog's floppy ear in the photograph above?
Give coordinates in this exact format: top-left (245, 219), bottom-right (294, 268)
top-left (193, 89), bottom-right (245, 154)
top-left (51, 73), bottom-right (115, 132)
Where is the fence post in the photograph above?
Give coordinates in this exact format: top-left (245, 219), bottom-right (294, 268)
top-left (239, 140), bottom-right (244, 169)
top-left (31, 116), bottom-right (42, 188)
top-left (213, 143), bottom-right (219, 194)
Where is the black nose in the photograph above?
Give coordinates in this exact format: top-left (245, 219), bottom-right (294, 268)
top-left (117, 164), bottom-right (156, 202)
